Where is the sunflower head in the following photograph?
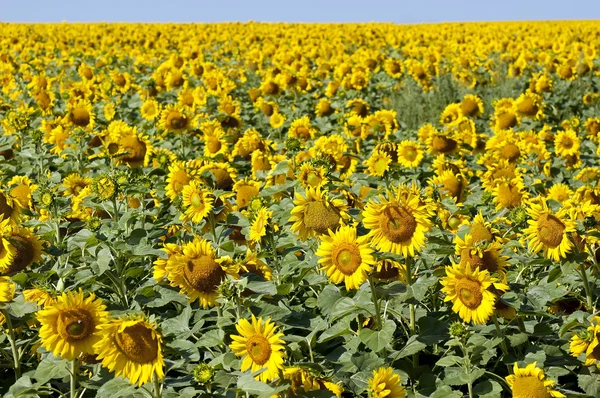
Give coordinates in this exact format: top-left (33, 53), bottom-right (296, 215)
top-left (368, 367), bottom-right (406, 398)
top-left (506, 362), bottom-right (566, 398)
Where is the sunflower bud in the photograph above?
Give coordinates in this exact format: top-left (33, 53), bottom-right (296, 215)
top-left (87, 217), bottom-right (102, 232)
top-left (508, 206), bottom-right (528, 226)
top-left (36, 188), bottom-right (54, 209)
top-left (449, 321), bottom-right (469, 339)
top-left (93, 175), bottom-right (118, 200)
top-left (192, 363), bottom-right (215, 385)
top-left (285, 137), bottom-right (302, 154)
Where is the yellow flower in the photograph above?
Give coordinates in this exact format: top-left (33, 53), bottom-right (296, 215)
top-left (364, 150), bottom-right (392, 177)
top-left (37, 290), bottom-right (109, 361)
top-left (554, 129), bottom-right (580, 157)
top-left (141, 99), bottom-right (160, 120)
top-left (94, 315), bottom-right (165, 386)
top-left (396, 140), bottom-right (423, 168)
top-left (269, 112), bottom-right (286, 128)
top-left (440, 262), bottom-right (506, 325)
top-left (289, 188), bottom-right (348, 240)
top-left (229, 315), bottom-right (286, 382)
top-left (0, 276), bottom-right (15, 302)
top-left (24, 287), bottom-right (54, 307)
top-left (506, 362), bottom-right (566, 398)
top-left (297, 162), bottom-right (329, 190)
top-left (316, 225), bottom-right (375, 290)
top-left (523, 199), bottom-right (576, 262)
top-left (249, 207), bottom-right (273, 243)
top-left (368, 367), bottom-right (406, 398)
top-left (180, 181), bottom-right (213, 223)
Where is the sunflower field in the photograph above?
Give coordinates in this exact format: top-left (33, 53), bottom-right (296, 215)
top-left (1, 21), bottom-right (600, 398)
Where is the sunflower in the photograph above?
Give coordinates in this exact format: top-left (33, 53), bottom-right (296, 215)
top-left (229, 315), bottom-right (286, 382)
top-left (8, 175), bottom-right (37, 209)
top-left (0, 192), bottom-right (21, 223)
top-left (315, 98), bottom-right (335, 117)
top-left (269, 112), bottom-right (286, 129)
top-left (430, 170), bottom-right (466, 202)
top-left (468, 213), bottom-right (502, 244)
top-left (153, 243), bottom-right (182, 281)
top-left (506, 362), bottom-right (566, 398)
top-left (276, 367), bottom-right (343, 397)
top-left (114, 129), bottom-right (152, 168)
top-left (547, 183), bottom-right (573, 204)
top-left (203, 128), bottom-right (229, 159)
top-left (384, 58), bottom-right (404, 79)
top-left (289, 188), bottom-right (348, 240)
top-left (396, 140), bottom-right (423, 168)
top-left (516, 91), bottom-right (544, 120)
top-left (297, 162), bottom-right (329, 190)
top-left (180, 181), bottom-right (213, 223)
top-left (233, 179), bottom-right (261, 209)
top-left (368, 367), bottom-right (406, 398)
top-left (239, 249), bottom-right (273, 281)
top-left (199, 161), bottom-right (237, 190)
top-left (23, 287), bottom-right (55, 307)
top-left (158, 104), bottom-right (190, 133)
top-left (37, 290), bottom-right (108, 361)
top-left (554, 129), bottom-right (580, 157)
top-left (364, 150), bottom-right (392, 177)
top-left (165, 237), bottom-right (230, 308)
top-left (426, 130), bottom-right (459, 155)
top-left (63, 173), bottom-right (92, 197)
top-left (493, 107), bottom-right (520, 131)
top-left (570, 318), bottom-right (600, 366)
top-left (288, 116), bottom-right (315, 142)
top-left (249, 207), bottom-right (273, 243)
top-left (455, 234), bottom-right (509, 279)
top-left (67, 99), bottom-right (94, 129)
top-left (492, 178), bottom-right (528, 211)
top-left (372, 259), bottom-right (409, 283)
top-left (140, 99), bottom-right (161, 120)
top-left (0, 225), bottom-right (43, 275)
top-left (440, 262), bottom-right (506, 325)
top-left (460, 94), bottom-right (484, 118)
top-left (94, 315), bottom-right (165, 386)
top-left (362, 190), bottom-right (432, 257)
top-left (165, 161), bottom-right (192, 201)
top-left (316, 225), bottom-right (374, 290)
top-left (440, 103), bottom-right (462, 126)
top-left (523, 199), bottom-right (576, 262)
top-left (0, 276), bottom-right (15, 302)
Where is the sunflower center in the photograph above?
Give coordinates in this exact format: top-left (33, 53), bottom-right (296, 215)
top-left (302, 201), bottom-right (341, 235)
top-left (496, 183), bottom-right (522, 208)
top-left (461, 249), bottom-right (499, 273)
top-left (58, 309), bottom-right (94, 341)
top-left (456, 278), bottom-right (484, 309)
top-left (511, 376), bottom-right (552, 398)
top-left (561, 138), bottom-right (573, 149)
top-left (167, 111), bottom-right (188, 130)
top-left (332, 243), bottom-right (362, 276)
top-left (245, 334), bottom-right (272, 366)
top-left (471, 223), bottom-right (492, 243)
top-left (206, 137), bottom-right (222, 153)
top-left (7, 235), bottom-right (36, 274)
top-left (183, 255), bottom-right (225, 292)
top-left (375, 261), bottom-right (400, 280)
top-left (306, 172), bottom-right (322, 187)
top-left (114, 323), bottom-right (159, 364)
top-left (518, 98), bottom-right (538, 116)
top-left (404, 148), bottom-right (417, 161)
top-left (380, 205), bottom-right (417, 243)
top-left (71, 107), bottom-right (90, 127)
top-left (190, 192), bottom-right (203, 208)
top-left (501, 144), bottom-right (521, 161)
top-left (537, 214), bottom-right (565, 248)
top-left (295, 126), bottom-right (311, 141)
top-left (497, 111), bottom-right (517, 130)
top-left (432, 136), bottom-right (457, 153)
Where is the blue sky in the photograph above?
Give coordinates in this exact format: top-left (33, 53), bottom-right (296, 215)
top-left (3, 0), bottom-right (600, 23)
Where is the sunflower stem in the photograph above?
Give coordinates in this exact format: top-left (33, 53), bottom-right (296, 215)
top-left (492, 314), bottom-right (509, 356)
top-left (579, 262), bottom-right (594, 312)
top-left (153, 373), bottom-right (162, 398)
top-left (368, 275), bottom-right (381, 330)
top-left (112, 196), bottom-right (119, 222)
top-left (404, 258), bottom-right (418, 367)
top-left (2, 309), bottom-right (20, 380)
top-left (70, 358), bottom-right (79, 398)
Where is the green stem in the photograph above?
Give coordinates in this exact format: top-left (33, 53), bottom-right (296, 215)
top-left (269, 233), bottom-right (280, 285)
top-left (2, 309), bottom-right (20, 379)
top-left (368, 275), bottom-right (381, 330)
top-left (70, 358), bottom-right (79, 398)
top-left (492, 314), bottom-right (509, 356)
top-left (112, 196), bottom-right (119, 222)
top-left (579, 263), bottom-right (594, 311)
top-left (153, 373), bottom-right (162, 398)
top-left (405, 258), bottom-right (418, 367)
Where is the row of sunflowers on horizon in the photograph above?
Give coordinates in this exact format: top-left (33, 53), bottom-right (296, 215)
top-left (0, 21), bottom-right (600, 397)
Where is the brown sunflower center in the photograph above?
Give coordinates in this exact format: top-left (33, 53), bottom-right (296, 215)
top-left (471, 223), bottom-right (492, 243)
top-left (167, 111), bottom-right (188, 130)
top-left (432, 136), bottom-right (457, 153)
top-left (518, 98), bottom-right (538, 116)
top-left (497, 111), bottom-right (517, 130)
top-left (380, 205), bottom-right (417, 243)
top-left (58, 309), bottom-right (94, 342)
top-left (389, 62), bottom-right (401, 74)
top-left (561, 138), bottom-right (573, 149)
top-left (590, 334), bottom-right (600, 360)
top-left (456, 278), bottom-right (484, 309)
top-left (0, 193), bottom-right (15, 220)
top-left (374, 261), bottom-right (400, 280)
top-left (461, 249), bottom-right (499, 273)
top-left (183, 255), bottom-right (225, 293)
top-left (114, 323), bottom-right (159, 363)
top-left (295, 126), bottom-right (311, 141)
top-left (537, 214), bottom-right (565, 248)
top-left (206, 137), bottom-right (222, 154)
top-left (511, 376), bottom-right (552, 398)
top-left (302, 201), bottom-right (341, 235)
top-left (332, 243), bottom-right (362, 276)
top-left (501, 144), bottom-right (521, 161)
top-left (70, 107), bottom-right (90, 127)
top-left (245, 334), bottom-right (272, 366)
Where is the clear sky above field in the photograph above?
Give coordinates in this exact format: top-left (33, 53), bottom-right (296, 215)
top-left (3, 0), bottom-right (600, 23)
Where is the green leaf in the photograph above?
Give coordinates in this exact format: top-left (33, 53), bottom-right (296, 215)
top-left (436, 355), bottom-right (463, 367)
top-left (197, 329), bottom-right (225, 348)
top-left (473, 379), bottom-right (503, 398)
top-left (96, 377), bottom-right (143, 397)
top-left (33, 356), bottom-right (70, 384)
top-left (236, 374), bottom-right (288, 397)
top-left (578, 373), bottom-right (600, 396)
top-left (507, 333), bottom-right (529, 347)
top-left (359, 319), bottom-right (396, 352)
top-left (396, 335), bottom-right (427, 359)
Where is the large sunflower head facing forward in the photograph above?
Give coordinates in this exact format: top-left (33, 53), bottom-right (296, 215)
top-left (440, 262), bottom-right (507, 325)
top-left (229, 315), bottom-right (286, 382)
top-left (289, 188), bottom-right (348, 240)
top-left (94, 315), bottom-right (165, 386)
top-left (165, 237), bottom-right (232, 308)
top-left (506, 362), bottom-right (566, 398)
top-left (361, 190), bottom-right (432, 257)
top-left (316, 225), bottom-right (375, 290)
top-left (368, 367), bottom-right (406, 398)
top-left (67, 99), bottom-right (94, 129)
top-left (523, 199), bottom-right (576, 262)
top-left (36, 289), bottom-right (108, 361)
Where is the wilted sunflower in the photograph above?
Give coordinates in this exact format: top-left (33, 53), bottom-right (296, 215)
top-left (440, 262), bottom-right (507, 325)
top-left (180, 180), bottom-right (213, 223)
top-left (94, 315), bottom-right (165, 386)
top-left (506, 362), bottom-right (565, 398)
top-left (316, 225), bottom-right (374, 290)
top-left (523, 199), bottom-right (576, 261)
top-left (165, 237), bottom-right (231, 308)
top-left (362, 190), bottom-right (432, 257)
top-left (289, 188), bottom-right (348, 240)
top-left (37, 290), bottom-right (108, 360)
top-left (368, 367), bottom-right (406, 398)
top-left (229, 315), bottom-right (286, 382)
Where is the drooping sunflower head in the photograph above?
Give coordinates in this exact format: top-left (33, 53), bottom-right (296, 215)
top-left (233, 179), bottom-right (261, 209)
top-left (1, 227), bottom-right (43, 275)
top-left (239, 249), bottom-right (273, 281)
top-left (460, 94), bottom-right (484, 118)
top-left (37, 289), bottom-right (109, 361)
top-left (506, 362), bottom-right (566, 398)
top-left (229, 315), bottom-right (286, 382)
top-left (94, 315), bottom-right (165, 386)
top-left (516, 91), bottom-right (544, 120)
top-left (289, 188), bottom-right (348, 240)
top-left (368, 367), bottom-right (406, 398)
top-left (373, 259), bottom-right (409, 283)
